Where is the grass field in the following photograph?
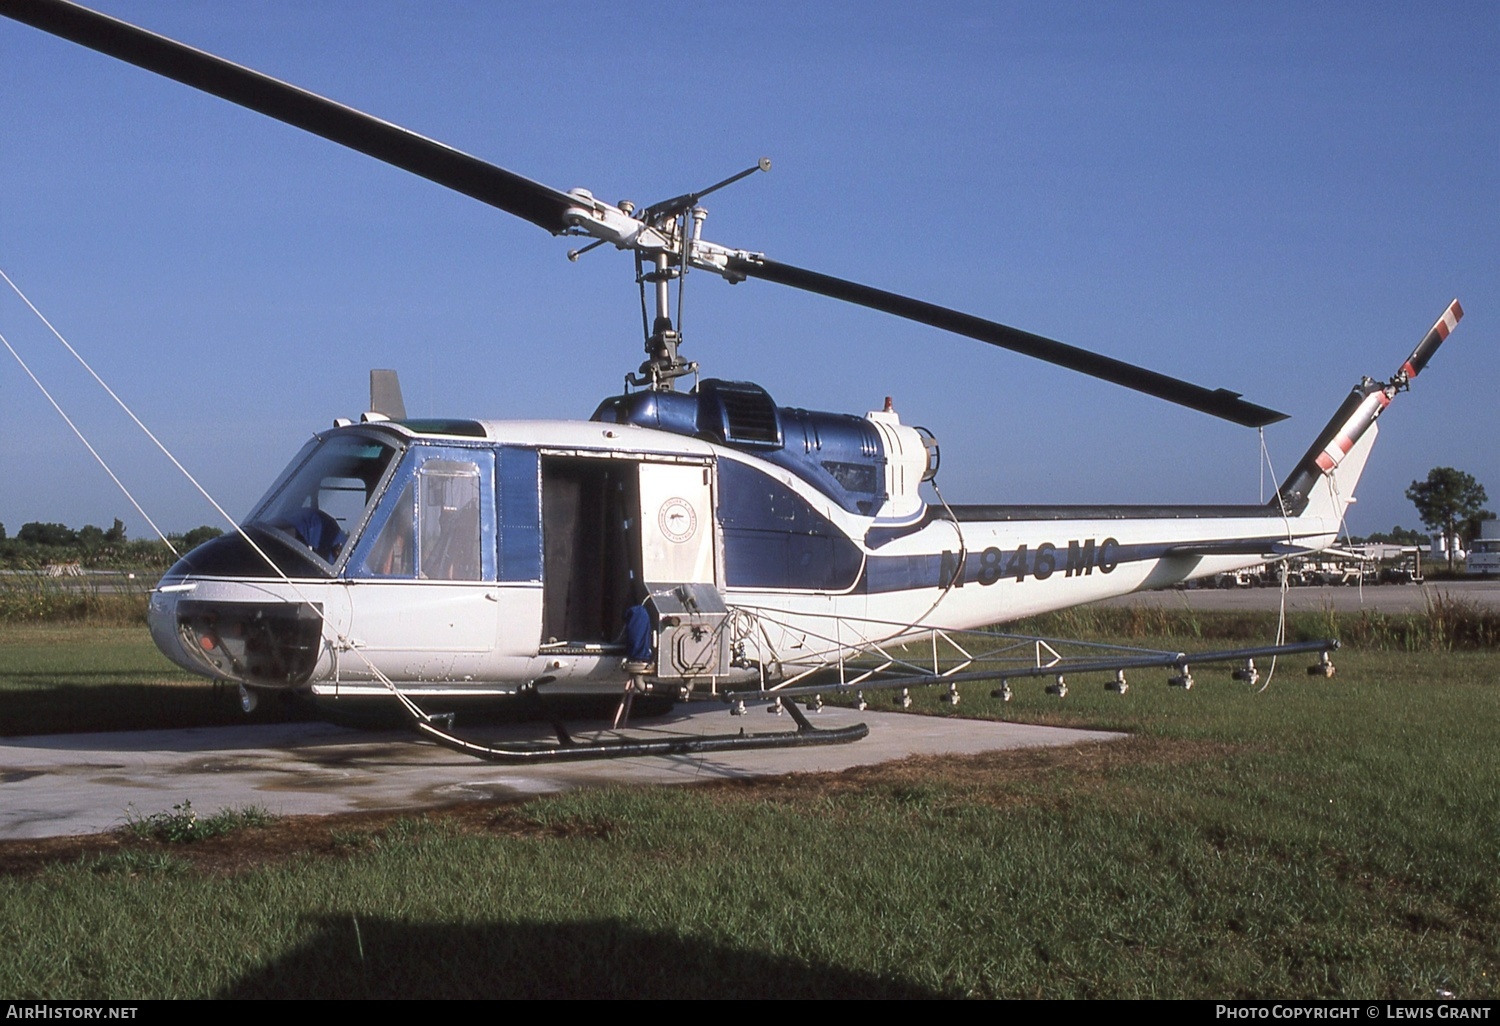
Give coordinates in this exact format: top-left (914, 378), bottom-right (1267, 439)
top-left (0, 625), bottom-right (306, 735)
top-left (0, 618), bottom-right (1495, 998)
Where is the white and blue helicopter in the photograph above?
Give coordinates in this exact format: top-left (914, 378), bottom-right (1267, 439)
top-left (1, 1), bottom-right (1465, 761)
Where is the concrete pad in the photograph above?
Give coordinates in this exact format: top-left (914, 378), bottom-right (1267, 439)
top-left (0, 707), bottom-right (1122, 839)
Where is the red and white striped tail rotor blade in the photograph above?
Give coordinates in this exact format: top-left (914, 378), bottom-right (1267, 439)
top-left (1278, 298), bottom-right (1465, 510)
top-left (1400, 298), bottom-right (1463, 381)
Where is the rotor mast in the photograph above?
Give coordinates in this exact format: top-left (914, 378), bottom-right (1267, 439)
top-left (634, 249), bottom-right (692, 391)
top-left (566, 159), bottom-right (772, 391)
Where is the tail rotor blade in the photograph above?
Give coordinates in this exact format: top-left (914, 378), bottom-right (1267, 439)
top-left (1397, 299), bottom-right (1463, 382)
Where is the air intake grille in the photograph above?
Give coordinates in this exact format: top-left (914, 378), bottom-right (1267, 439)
top-left (698, 380), bottom-right (783, 449)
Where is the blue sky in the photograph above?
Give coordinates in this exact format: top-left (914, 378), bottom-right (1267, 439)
top-left (0, 1), bottom-right (1495, 541)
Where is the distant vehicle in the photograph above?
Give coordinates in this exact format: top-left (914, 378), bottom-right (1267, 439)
top-left (1379, 563), bottom-right (1423, 585)
top-left (1466, 524), bottom-right (1500, 577)
top-left (1296, 557), bottom-right (1366, 587)
top-left (1212, 568), bottom-right (1259, 589)
top-left (1254, 563), bottom-right (1301, 588)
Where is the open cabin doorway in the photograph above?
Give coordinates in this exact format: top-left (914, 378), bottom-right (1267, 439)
top-left (540, 456), bottom-right (718, 649)
top-left (541, 457), bottom-right (639, 647)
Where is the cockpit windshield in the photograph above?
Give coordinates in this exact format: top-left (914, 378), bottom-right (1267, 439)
top-left (245, 433), bottom-right (400, 563)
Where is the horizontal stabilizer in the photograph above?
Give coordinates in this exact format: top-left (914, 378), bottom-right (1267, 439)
top-left (1163, 539), bottom-right (1317, 559)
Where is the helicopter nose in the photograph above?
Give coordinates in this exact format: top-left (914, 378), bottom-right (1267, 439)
top-left (148, 583), bottom-right (199, 676)
top-left (147, 583), bottom-right (324, 688)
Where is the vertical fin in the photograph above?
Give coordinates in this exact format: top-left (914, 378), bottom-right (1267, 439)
top-left (1297, 423), bottom-right (1377, 523)
top-left (370, 369), bottom-right (407, 421)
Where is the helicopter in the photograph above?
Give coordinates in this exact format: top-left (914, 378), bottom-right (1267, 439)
top-left (0, 1), bottom-right (1469, 761)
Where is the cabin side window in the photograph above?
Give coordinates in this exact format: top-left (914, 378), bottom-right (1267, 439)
top-left (350, 446), bottom-right (497, 581)
top-left (418, 460), bottom-right (482, 581)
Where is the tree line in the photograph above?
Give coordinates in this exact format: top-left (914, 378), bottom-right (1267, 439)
top-left (0, 518), bottom-right (221, 570)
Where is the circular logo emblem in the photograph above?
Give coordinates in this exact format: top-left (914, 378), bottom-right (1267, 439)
top-left (658, 497), bottom-right (698, 544)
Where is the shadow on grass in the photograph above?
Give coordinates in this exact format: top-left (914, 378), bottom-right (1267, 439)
top-left (220, 915), bottom-right (954, 999)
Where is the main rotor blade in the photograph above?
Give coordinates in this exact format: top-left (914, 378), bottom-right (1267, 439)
top-left (5, 0), bottom-right (1292, 427)
top-left (0, 0), bottom-right (578, 234)
top-left (726, 256), bottom-right (1287, 427)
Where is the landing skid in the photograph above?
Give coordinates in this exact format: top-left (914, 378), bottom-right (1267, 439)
top-left (412, 698), bottom-right (869, 763)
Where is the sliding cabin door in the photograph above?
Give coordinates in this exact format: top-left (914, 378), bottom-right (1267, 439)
top-left (540, 456), bottom-right (717, 648)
